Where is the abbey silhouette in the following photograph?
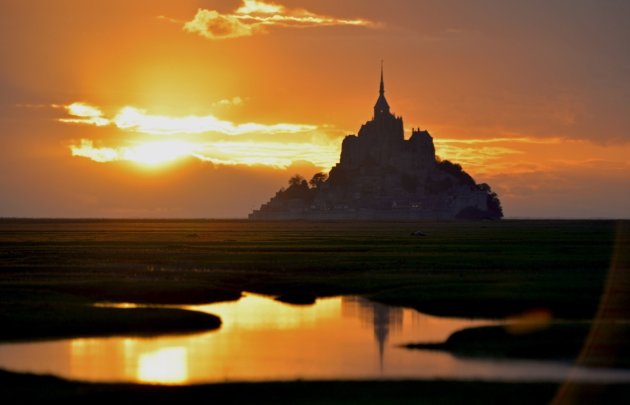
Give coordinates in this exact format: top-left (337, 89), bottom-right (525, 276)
top-left (250, 66), bottom-right (503, 220)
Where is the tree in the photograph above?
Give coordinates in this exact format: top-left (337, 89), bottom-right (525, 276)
top-left (477, 183), bottom-right (503, 219)
top-left (478, 183), bottom-right (491, 193)
top-left (288, 174), bottom-right (305, 187)
top-left (437, 160), bottom-right (475, 186)
top-left (309, 172), bottom-right (328, 188)
top-left (487, 191), bottom-right (504, 219)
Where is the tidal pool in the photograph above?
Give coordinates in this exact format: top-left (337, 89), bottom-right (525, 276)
top-left (1, 294), bottom-right (630, 384)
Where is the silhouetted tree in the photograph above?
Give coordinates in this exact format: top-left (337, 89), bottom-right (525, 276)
top-left (487, 191), bottom-right (503, 218)
top-left (288, 174), bottom-right (305, 187)
top-left (478, 183), bottom-right (491, 193)
top-left (437, 160), bottom-right (475, 186)
top-left (478, 183), bottom-right (503, 219)
top-left (279, 174), bottom-right (312, 202)
top-left (309, 172), bottom-right (328, 188)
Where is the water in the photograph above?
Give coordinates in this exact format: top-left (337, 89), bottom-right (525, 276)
top-left (1, 293), bottom-right (629, 384)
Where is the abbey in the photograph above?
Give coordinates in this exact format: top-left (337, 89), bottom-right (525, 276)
top-left (249, 67), bottom-right (503, 220)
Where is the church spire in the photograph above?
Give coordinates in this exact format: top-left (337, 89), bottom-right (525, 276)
top-left (374, 61), bottom-right (390, 118)
top-left (379, 60), bottom-right (385, 96)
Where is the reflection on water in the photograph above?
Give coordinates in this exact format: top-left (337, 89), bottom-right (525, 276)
top-left (137, 347), bottom-right (187, 384)
top-left (342, 297), bottom-right (403, 371)
top-left (1, 294), bottom-right (630, 384)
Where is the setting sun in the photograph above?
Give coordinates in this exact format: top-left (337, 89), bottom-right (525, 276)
top-left (123, 141), bottom-right (197, 166)
top-left (70, 139), bottom-right (197, 167)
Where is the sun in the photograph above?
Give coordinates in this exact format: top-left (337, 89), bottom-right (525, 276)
top-left (70, 139), bottom-right (197, 167)
top-left (123, 141), bottom-right (196, 166)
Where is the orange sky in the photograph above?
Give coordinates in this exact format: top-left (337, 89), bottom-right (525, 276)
top-left (0, 0), bottom-right (628, 218)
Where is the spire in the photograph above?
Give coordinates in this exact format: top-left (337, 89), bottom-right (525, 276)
top-left (379, 60), bottom-right (385, 96)
top-left (374, 61), bottom-right (390, 118)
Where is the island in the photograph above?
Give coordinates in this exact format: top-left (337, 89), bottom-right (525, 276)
top-left (250, 67), bottom-right (503, 220)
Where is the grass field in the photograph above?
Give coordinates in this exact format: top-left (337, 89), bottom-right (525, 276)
top-left (0, 219), bottom-right (628, 401)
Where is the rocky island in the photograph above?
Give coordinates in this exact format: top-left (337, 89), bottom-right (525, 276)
top-left (249, 68), bottom-right (503, 220)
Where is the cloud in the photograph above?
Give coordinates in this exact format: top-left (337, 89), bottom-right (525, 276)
top-left (432, 137), bottom-right (567, 176)
top-left (70, 140), bottom-right (120, 163)
top-left (114, 106), bottom-right (315, 135)
top-left (435, 137), bottom-right (563, 145)
top-left (181, 0), bottom-right (375, 40)
top-left (58, 102), bottom-right (110, 126)
top-left (184, 9), bottom-right (255, 40)
top-left (212, 96), bottom-right (244, 107)
top-left (70, 139), bottom-right (198, 165)
top-left (192, 139), bottom-right (338, 168)
top-left (236, 0), bottom-right (284, 15)
top-left (60, 101), bottom-right (338, 169)
top-left (433, 138), bottom-right (524, 173)
top-left (69, 138), bottom-right (339, 169)
top-left (59, 102), bottom-right (316, 136)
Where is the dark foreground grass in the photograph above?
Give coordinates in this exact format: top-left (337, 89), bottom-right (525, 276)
top-left (2, 369), bottom-right (630, 404)
top-left (0, 219), bottom-right (626, 342)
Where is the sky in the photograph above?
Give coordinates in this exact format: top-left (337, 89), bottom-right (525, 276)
top-left (0, 0), bottom-right (628, 218)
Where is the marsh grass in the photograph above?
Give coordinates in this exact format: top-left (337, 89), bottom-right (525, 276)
top-left (0, 219), bottom-right (624, 341)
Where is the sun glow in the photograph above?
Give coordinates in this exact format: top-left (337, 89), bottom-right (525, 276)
top-left (113, 106), bottom-right (315, 136)
top-left (61, 101), bottom-right (339, 169)
top-left (124, 141), bottom-right (197, 165)
top-left (70, 139), bottom-right (198, 166)
top-left (137, 347), bottom-right (188, 384)
top-left (70, 138), bottom-right (339, 169)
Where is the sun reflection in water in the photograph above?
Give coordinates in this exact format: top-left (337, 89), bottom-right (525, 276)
top-left (4, 294), bottom-right (630, 384)
top-left (137, 347), bottom-right (188, 384)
